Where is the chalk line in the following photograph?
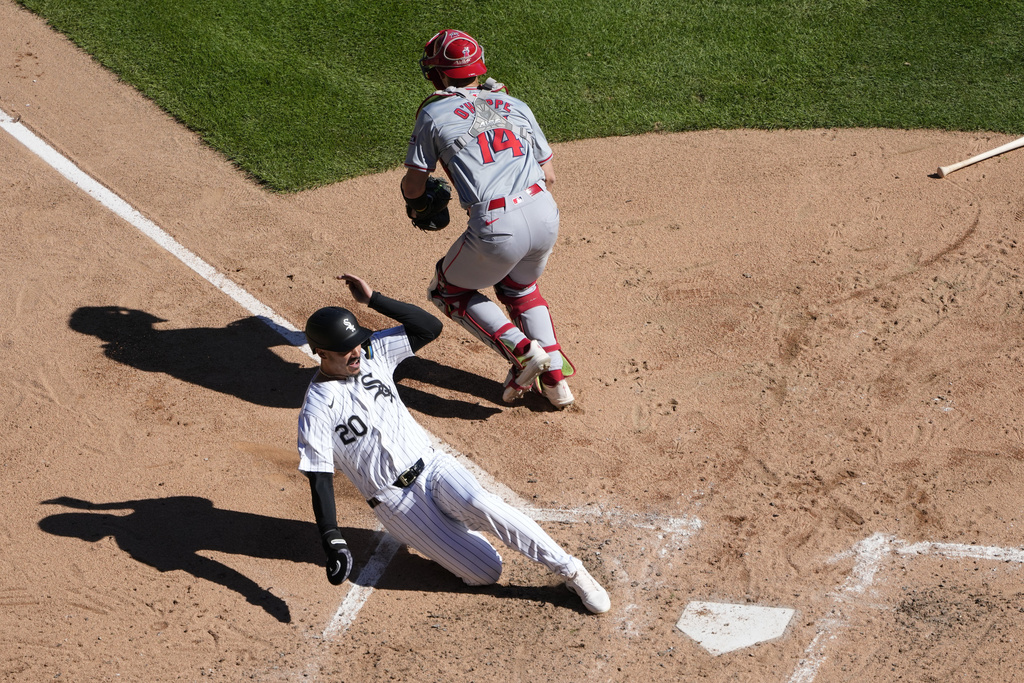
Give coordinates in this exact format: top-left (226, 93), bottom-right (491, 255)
top-left (0, 108), bottom-right (309, 352)
top-left (2, 108), bottom-right (703, 641)
top-left (322, 531), bottom-right (402, 639)
top-left (787, 533), bottom-right (1024, 682)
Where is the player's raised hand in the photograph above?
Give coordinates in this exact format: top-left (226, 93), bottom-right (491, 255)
top-left (339, 274), bottom-right (373, 305)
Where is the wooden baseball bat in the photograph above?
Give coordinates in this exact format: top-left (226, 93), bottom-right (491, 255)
top-left (937, 135), bottom-right (1024, 177)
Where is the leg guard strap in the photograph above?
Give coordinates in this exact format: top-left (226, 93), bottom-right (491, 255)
top-left (496, 280), bottom-right (548, 322)
top-left (428, 261), bottom-right (522, 365)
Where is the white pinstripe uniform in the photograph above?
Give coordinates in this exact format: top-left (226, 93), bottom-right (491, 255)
top-left (297, 326), bottom-right (582, 585)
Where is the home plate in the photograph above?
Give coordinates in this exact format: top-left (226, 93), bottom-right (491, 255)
top-left (676, 602), bottom-right (795, 656)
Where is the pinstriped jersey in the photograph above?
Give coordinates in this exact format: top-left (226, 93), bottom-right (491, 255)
top-left (404, 84), bottom-right (554, 208)
top-left (296, 327), bottom-right (432, 499)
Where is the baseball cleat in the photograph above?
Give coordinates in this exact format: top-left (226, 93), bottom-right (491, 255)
top-left (501, 367), bottom-right (522, 402)
top-left (501, 341), bottom-right (551, 402)
top-left (537, 379), bottom-right (574, 409)
top-left (565, 566), bottom-right (610, 614)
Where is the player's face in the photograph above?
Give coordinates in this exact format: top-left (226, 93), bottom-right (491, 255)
top-left (318, 345), bottom-right (363, 378)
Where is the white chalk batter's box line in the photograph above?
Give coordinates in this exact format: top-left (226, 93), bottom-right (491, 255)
top-left (323, 500), bottom-right (701, 640)
top-left (0, 106), bottom-right (705, 636)
top-left (323, 435), bottom-right (704, 639)
top-left (787, 532), bottom-right (1024, 683)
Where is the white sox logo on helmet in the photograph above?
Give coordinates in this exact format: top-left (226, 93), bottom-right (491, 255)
top-left (344, 319), bottom-right (356, 333)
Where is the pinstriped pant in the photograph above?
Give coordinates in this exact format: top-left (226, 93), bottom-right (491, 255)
top-left (369, 451), bottom-right (582, 586)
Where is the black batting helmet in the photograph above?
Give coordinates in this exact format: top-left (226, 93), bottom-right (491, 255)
top-left (304, 307), bottom-right (373, 355)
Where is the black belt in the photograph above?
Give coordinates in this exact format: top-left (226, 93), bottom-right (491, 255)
top-left (367, 459), bottom-right (425, 508)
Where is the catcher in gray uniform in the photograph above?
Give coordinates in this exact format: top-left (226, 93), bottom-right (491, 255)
top-left (401, 29), bottom-right (575, 410)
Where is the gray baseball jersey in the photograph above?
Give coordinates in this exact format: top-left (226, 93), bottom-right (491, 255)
top-left (404, 84), bottom-right (553, 208)
top-left (297, 326), bottom-right (582, 585)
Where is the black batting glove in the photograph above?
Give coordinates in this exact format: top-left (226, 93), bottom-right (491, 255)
top-left (322, 528), bottom-right (353, 586)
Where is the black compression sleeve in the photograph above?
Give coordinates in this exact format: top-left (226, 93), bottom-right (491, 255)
top-left (367, 291), bottom-right (443, 353)
top-left (305, 472), bottom-right (338, 536)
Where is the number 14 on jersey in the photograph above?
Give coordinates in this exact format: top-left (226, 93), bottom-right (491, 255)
top-left (477, 129), bottom-right (524, 163)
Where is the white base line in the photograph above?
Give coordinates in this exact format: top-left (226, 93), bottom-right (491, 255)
top-left (787, 533), bottom-right (1024, 683)
top-left (2, 108), bottom-right (703, 641)
top-left (0, 108), bottom-right (309, 352)
top-left (320, 435), bottom-right (702, 639)
top-left (322, 529), bottom-right (401, 640)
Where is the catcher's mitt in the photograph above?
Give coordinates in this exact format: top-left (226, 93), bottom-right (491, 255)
top-left (404, 176), bottom-right (452, 231)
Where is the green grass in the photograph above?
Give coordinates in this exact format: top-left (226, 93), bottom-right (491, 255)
top-left (15, 0), bottom-right (1024, 191)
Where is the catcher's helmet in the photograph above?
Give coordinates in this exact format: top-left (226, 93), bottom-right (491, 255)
top-left (304, 307), bottom-right (373, 355)
top-left (420, 29), bottom-right (486, 89)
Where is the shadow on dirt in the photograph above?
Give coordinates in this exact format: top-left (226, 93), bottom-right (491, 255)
top-left (67, 306), bottom-right (507, 417)
top-left (68, 306), bottom-right (312, 408)
top-left (38, 495), bottom-right (380, 623)
top-left (39, 496), bottom-right (582, 619)
top-left (395, 357), bottom-right (503, 419)
top-left (397, 357), bottom-right (568, 414)
top-left (380, 546), bottom-right (592, 614)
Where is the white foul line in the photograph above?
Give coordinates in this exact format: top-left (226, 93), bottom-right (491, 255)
top-left (0, 108), bottom-right (309, 352)
top-left (787, 533), bottom-right (1024, 683)
top-left (895, 539), bottom-right (1024, 563)
top-left (322, 531), bottom-right (402, 640)
top-left (787, 533), bottom-right (890, 683)
top-left (1, 108), bottom-right (703, 640)
top-left (0, 105), bottom-right (422, 637)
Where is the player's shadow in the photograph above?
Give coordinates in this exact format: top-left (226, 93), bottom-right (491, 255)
top-left (68, 306), bottom-right (312, 408)
top-left (379, 546), bottom-right (590, 614)
top-left (38, 496), bottom-right (380, 623)
top-left (394, 357), bottom-right (506, 419)
top-left (396, 357), bottom-right (566, 414)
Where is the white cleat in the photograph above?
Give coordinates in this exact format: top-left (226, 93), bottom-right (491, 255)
top-left (538, 379), bottom-right (574, 409)
top-left (501, 341), bottom-right (551, 402)
top-left (565, 566), bottom-right (610, 614)
top-left (501, 367), bottom-right (522, 402)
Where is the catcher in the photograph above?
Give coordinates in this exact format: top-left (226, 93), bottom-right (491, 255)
top-left (400, 29), bottom-right (575, 409)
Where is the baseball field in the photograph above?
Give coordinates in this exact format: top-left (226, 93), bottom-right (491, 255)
top-left (3, 0), bottom-right (1024, 681)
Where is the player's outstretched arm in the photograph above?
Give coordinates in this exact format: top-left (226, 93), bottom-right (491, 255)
top-left (370, 293), bottom-right (442, 352)
top-left (335, 273), bottom-right (441, 351)
top-left (304, 472), bottom-right (352, 585)
top-left (367, 294), bottom-right (442, 353)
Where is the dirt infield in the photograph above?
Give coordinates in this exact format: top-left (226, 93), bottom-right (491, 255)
top-left (3, 1), bottom-right (1024, 681)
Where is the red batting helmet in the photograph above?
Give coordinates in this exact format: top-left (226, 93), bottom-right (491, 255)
top-left (419, 29), bottom-right (486, 89)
